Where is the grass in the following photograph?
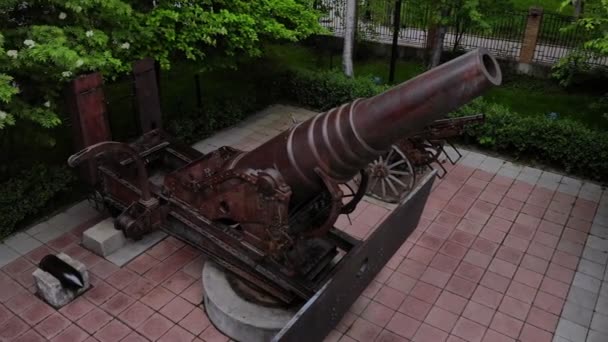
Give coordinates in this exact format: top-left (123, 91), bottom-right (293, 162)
top-left (265, 43), bottom-right (607, 131)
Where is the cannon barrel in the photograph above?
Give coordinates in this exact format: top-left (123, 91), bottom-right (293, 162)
top-left (233, 48), bottom-right (502, 205)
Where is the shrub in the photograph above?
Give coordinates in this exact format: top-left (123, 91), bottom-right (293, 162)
top-left (452, 98), bottom-right (608, 182)
top-left (0, 164), bottom-right (75, 238)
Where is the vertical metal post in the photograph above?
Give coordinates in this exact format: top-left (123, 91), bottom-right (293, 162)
top-left (65, 72), bottom-right (111, 185)
top-left (132, 58), bottom-right (163, 133)
top-left (389, 0), bottom-right (403, 83)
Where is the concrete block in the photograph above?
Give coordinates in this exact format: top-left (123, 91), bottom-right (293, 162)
top-left (82, 218), bottom-right (126, 257)
top-left (33, 253), bottom-right (90, 308)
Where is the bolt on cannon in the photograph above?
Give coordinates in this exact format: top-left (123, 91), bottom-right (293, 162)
top-left (67, 49), bottom-right (501, 341)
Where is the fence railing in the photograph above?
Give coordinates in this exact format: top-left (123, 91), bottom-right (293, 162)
top-left (316, 0), bottom-right (608, 67)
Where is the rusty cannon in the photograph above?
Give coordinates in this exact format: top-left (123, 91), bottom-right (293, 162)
top-left (66, 49), bottom-right (501, 341)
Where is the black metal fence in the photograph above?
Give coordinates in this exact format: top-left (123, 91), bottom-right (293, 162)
top-left (316, 0), bottom-right (608, 67)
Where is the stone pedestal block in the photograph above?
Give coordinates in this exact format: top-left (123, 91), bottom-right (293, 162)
top-left (33, 253), bottom-right (90, 308)
top-left (82, 217), bottom-right (126, 256)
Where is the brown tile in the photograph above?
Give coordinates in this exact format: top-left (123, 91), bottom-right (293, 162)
top-left (435, 291), bottom-right (468, 315)
top-left (386, 312), bottom-right (421, 339)
top-left (158, 324), bottom-right (195, 342)
top-left (420, 268), bottom-right (451, 288)
top-left (502, 234), bottom-right (529, 252)
top-left (527, 242), bottom-right (554, 261)
top-left (471, 238), bottom-right (499, 256)
top-left (526, 307), bottom-right (558, 332)
top-left (94, 319), bottom-right (131, 342)
top-left (361, 301), bottom-right (394, 327)
top-left (446, 276), bottom-right (477, 299)
top-left (137, 313), bottom-right (174, 341)
top-left (481, 329), bottom-right (515, 342)
top-left (462, 301), bottom-right (495, 326)
top-left (387, 272), bottom-right (416, 294)
top-left (409, 282), bottom-right (441, 304)
top-left (520, 254), bottom-right (549, 274)
top-left (463, 250), bottom-right (492, 269)
top-left (76, 308), bottom-right (112, 334)
top-left (471, 286), bottom-right (503, 309)
top-left (118, 302), bottom-right (154, 329)
top-left (513, 268), bottom-right (543, 289)
top-left (490, 312), bottom-right (523, 339)
top-left (425, 306), bottom-right (459, 332)
top-left (533, 291), bottom-right (564, 316)
top-left (374, 285), bottom-right (406, 310)
top-left (14, 330), bottom-right (46, 342)
top-left (498, 296), bottom-right (530, 321)
top-left (455, 262), bottom-right (485, 283)
top-left (34, 312), bottom-right (70, 339)
top-left (106, 269), bottom-right (137, 290)
top-left (100, 292), bottom-right (135, 316)
top-left (159, 297), bottom-right (195, 323)
top-left (488, 258), bottom-right (517, 279)
top-left (495, 246), bottom-right (524, 265)
top-left (19, 300), bottom-right (54, 325)
top-left (84, 282), bottom-right (117, 306)
top-left (539, 277), bottom-right (569, 299)
top-left (480, 272), bottom-right (511, 294)
top-left (506, 281), bottom-right (536, 304)
top-left (452, 317), bottom-right (486, 342)
top-left (397, 259), bottom-right (427, 279)
top-left (413, 323), bottom-right (449, 342)
top-left (519, 323), bottom-right (552, 342)
top-left (430, 254), bottom-right (460, 274)
top-left (141, 286), bottom-right (176, 311)
top-left (346, 317), bottom-right (382, 341)
top-left (398, 296), bottom-right (432, 320)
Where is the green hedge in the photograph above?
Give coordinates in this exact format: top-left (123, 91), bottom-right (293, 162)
top-left (0, 164), bottom-right (75, 238)
top-left (452, 99), bottom-right (608, 182)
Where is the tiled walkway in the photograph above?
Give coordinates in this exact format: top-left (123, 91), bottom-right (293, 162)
top-left (0, 105), bottom-right (606, 342)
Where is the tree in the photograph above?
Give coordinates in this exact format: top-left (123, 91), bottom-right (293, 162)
top-left (343, 0), bottom-right (357, 77)
top-left (553, 0), bottom-right (608, 85)
top-left (0, 0), bottom-right (321, 130)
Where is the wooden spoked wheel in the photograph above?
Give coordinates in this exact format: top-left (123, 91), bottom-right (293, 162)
top-left (363, 145), bottom-right (416, 203)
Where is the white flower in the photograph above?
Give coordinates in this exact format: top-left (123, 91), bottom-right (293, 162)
top-left (0, 111), bottom-right (6, 120)
top-left (120, 42), bottom-right (130, 50)
top-left (62, 71), bottom-right (73, 78)
top-left (6, 50), bottom-right (18, 59)
top-left (23, 39), bottom-right (35, 48)
top-left (75, 59), bottom-right (84, 67)
top-left (44, 101), bottom-right (51, 108)
top-left (85, 30), bottom-right (94, 38)
top-left (58, 12), bottom-right (67, 20)
top-left (11, 82), bottom-right (20, 93)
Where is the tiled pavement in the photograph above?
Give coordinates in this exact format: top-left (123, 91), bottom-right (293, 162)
top-left (0, 105), bottom-right (606, 342)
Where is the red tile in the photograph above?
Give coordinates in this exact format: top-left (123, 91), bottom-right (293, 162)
top-left (127, 253), bottom-right (160, 275)
top-left (0, 278), bottom-right (19, 303)
top-left (59, 297), bottom-right (95, 321)
top-left (513, 268), bottom-right (543, 289)
top-left (409, 282), bottom-right (441, 304)
top-left (459, 184), bottom-right (483, 198)
top-left (557, 240), bottom-right (583, 256)
top-left (25, 245), bottom-right (56, 264)
top-left (141, 286), bottom-right (176, 311)
top-left (490, 312), bottom-right (523, 339)
top-left (462, 301), bottom-right (495, 326)
top-left (77, 308), bottom-right (112, 334)
top-left (2, 257), bottom-right (35, 278)
top-left (408, 246), bottom-right (436, 265)
top-left (418, 233), bottom-right (445, 251)
top-left (515, 213), bottom-right (540, 229)
top-left (452, 317), bottom-right (486, 342)
top-left (160, 297), bottom-right (195, 323)
top-left (376, 267), bottom-right (393, 284)
top-left (548, 200), bottom-right (572, 214)
top-left (147, 240), bottom-right (181, 261)
top-left (445, 196), bottom-right (476, 217)
top-left (179, 307), bottom-right (210, 336)
top-left (539, 277), bottom-right (569, 299)
top-left (533, 232), bottom-right (559, 249)
top-left (48, 233), bottom-right (79, 251)
top-left (425, 306), bottom-right (459, 332)
top-left (34, 312), bottom-right (70, 339)
top-left (158, 324), bottom-right (195, 342)
top-left (182, 256), bottom-right (205, 280)
top-left (420, 268), bottom-right (451, 288)
top-left (480, 272), bottom-right (510, 294)
top-left (14, 330), bottom-right (46, 342)
top-left (488, 258), bottom-right (517, 278)
top-left (526, 307), bottom-right (558, 332)
top-left (481, 329), bottom-right (515, 342)
top-left (19, 301), bottom-right (54, 325)
top-left (0, 316), bottom-right (28, 340)
top-left (90, 260), bottom-right (119, 280)
top-left (199, 324), bottom-right (229, 342)
top-left (471, 238), bottom-right (499, 256)
top-left (360, 301), bottom-right (394, 327)
top-left (350, 296), bottom-right (370, 315)
top-left (386, 312), bottom-right (421, 339)
top-left (551, 251), bottom-right (579, 270)
top-left (494, 207), bottom-right (517, 222)
top-left (538, 220), bottom-right (563, 237)
top-left (387, 255), bottom-right (405, 270)
top-left (5, 290), bottom-right (38, 314)
top-left (440, 242), bottom-right (468, 260)
top-left (94, 319), bottom-right (131, 342)
top-left (480, 228), bottom-right (505, 244)
top-left (502, 235), bottom-right (528, 253)
top-left (436, 291), bottom-right (467, 315)
top-left (399, 296), bottom-right (432, 320)
top-left (363, 281), bottom-right (382, 299)
top-left (520, 254), bottom-right (549, 274)
top-left (527, 242), bottom-right (554, 261)
top-left (545, 263), bottom-right (575, 283)
top-left (387, 272), bottom-right (416, 293)
top-left (375, 329), bottom-right (407, 342)
top-left (455, 262), bottom-right (484, 283)
top-left (52, 324), bottom-right (89, 342)
top-left (479, 190), bottom-right (503, 205)
top-left (521, 203), bottom-right (545, 219)
top-left (80, 253), bottom-right (104, 269)
top-left (456, 219), bottom-right (484, 235)
top-left (346, 317), bottom-right (382, 341)
top-left (357, 205), bottom-right (389, 227)
top-left (123, 278), bottom-right (155, 300)
top-left (498, 296), bottom-right (530, 320)
top-left (463, 250), bottom-right (492, 269)
top-left (472, 286), bottom-right (502, 309)
top-left (14, 271), bottom-right (35, 288)
top-left (414, 322), bottom-right (449, 342)
top-left (118, 302), bottom-right (154, 329)
top-left (84, 282), bottom-right (117, 306)
top-left (137, 313), bottom-right (174, 341)
top-left (436, 212), bottom-right (462, 229)
top-left (180, 280), bottom-right (203, 305)
top-left (106, 269), bottom-right (137, 290)
top-left (506, 281), bottom-right (536, 304)
top-left (486, 217), bottom-right (512, 233)
top-left (450, 230), bottom-right (476, 247)
top-left (430, 254), bottom-right (460, 274)
top-left (375, 285), bottom-right (406, 310)
top-left (426, 224), bottom-right (453, 240)
top-left (397, 259), bottom-right (427, 279)
top-left (519, 323), bottom-right (552, 342)
top-left (495, 246), bottom-right (523, 265)
top-left (544, 210), bottom-right (568, 225)
top-left (446, 276), bottom-right (477, 299)
top-left (465, 209), bottom-right (491, 225)
top-left (533, 291), bottom-right (564, 315)
top-left (144, 261), bottom-right (180, 283)
top-left (101, 292), bottom-right (134, 316)
top-left (0, 305), bottom-right (11, 326)
top-left (500, 197), bottom-right (523, 212)
top-left (510, 224), bottom-right (535, 240)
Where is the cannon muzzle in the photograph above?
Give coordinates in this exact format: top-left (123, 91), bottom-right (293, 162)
top-left (233, 48), bottom-right (501, 205)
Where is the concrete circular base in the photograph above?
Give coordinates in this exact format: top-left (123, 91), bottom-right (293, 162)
top-left (202, 262), bottom-right (297, 342)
